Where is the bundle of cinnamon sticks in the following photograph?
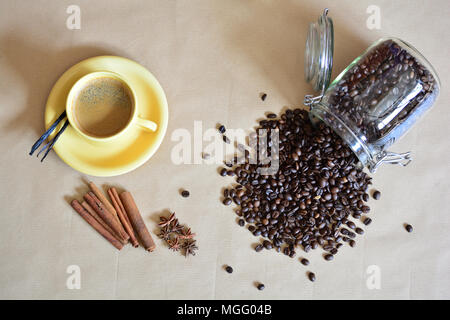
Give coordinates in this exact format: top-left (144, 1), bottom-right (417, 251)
top-left (70, 181), bottom-right (155, 251)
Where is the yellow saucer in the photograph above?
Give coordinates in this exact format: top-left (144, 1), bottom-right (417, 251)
top-left (44, 56), bottom-right (168, 177)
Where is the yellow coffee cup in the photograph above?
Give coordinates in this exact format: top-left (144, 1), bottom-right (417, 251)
top-left (66, 71), bottom-right (157, 141)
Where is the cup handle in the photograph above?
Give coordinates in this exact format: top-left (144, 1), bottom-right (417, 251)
top-left (135, 116), bottom-right (158, 132)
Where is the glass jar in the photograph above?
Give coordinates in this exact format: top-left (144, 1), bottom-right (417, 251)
top-left (304, 9), bottom-right (441, 172)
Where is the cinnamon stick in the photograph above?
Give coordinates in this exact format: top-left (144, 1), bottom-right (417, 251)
top-left (111, 187), bottom-right (133, 227)
top-left (88, 181), bottom-right (120, 223)
top-left (119, 191), bottom-right (156, 252)
top-left (81, 201), bottom-right (125, 244)
top-left (108, 188), bottom-right (139, 247)
top-left (70, 200), bottom-right (123, 250)
top-left (84, 192), bottom-right (130, 243)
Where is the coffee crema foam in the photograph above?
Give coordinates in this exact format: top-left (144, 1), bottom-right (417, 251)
top-left (72, 76), bottom-right (133, 137)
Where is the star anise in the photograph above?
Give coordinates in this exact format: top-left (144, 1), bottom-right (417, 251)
top-left (178, 227), bottom-right (196, 240)
top-left (167, 237), bottom-right (181, 252)
top-left (158, 212), bottom-right (176, 228)
top-left (182, 240), bottom-right (198, 258)
top-left (169, 218), bottom-right (184, 233)
top-left (158, 225), bottom-right (172, 241)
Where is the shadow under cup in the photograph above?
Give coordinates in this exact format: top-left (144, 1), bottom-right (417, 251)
top-left (68, 72), bottom-right (135, 140)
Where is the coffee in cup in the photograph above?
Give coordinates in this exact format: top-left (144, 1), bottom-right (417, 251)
top-left (71, 75), bottom-right (133, 138)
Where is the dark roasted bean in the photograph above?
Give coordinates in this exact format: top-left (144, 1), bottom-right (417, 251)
top-left (363, 217), bottom-right (372, 225)
top-left (181, 190), bottom-right (190, 198)
top-left (263, 240), bottom-right (273, 250)
top-left (300, 258), bottom-right (310, 266)
top-left (225, 266), bottom-right (233, 273)
top-left (405, 224), bottom-right (413, 233)
top-left (308, 272), bottom-right (316, 282)
top-left (346, 221), bottom-right (356, 229)
top-left (372, 190), bottom-right (381, 200)
top-left (324, 254), bottom-right (334, 261)
top-left (257, 283), bottom-right (265, 290)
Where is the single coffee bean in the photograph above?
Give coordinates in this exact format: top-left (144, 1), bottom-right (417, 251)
top-left (405, 224), bottom-right (413, 233)
top-left (308, 272), bottom-right (316, 282)
top-left (225, 266), bottom-right (233, 274)
top-left (255, 244), bottom-right (263, 252)
top-left (361, 206), bottom-right (371, 213)
top-left (181, 190), bottom-right (190, 198)
top-left (218, 125), bottom-right (226, 134)
top-left (267, 113), bottom-right (277, 119)
top-left (257, 283), bottom-right (265, 290)
top-left (238, 219), bottom-right (245, 227)
top-left (224, 162), bottom-right (233, 168)
top-left (300, 258), bottom-right (309, 266)
top-left (220, 168), bottom-right (227, 176)
top-left (223, 198), bottom-right (232, 206)
top-left (355, 227), bottom-right (364, 235)
top-left (346, 221), bottom-right (356, 229)
top-left (263, 240), bottom-right (273, 250)
top-left (324, 254), bottom-right (334, 261)
top-left (223, 135), bottom-right (230, 144)
top-left (261, 93), bottom-right (267, 101)
top-left (349, 240), bottom-right (356, 247)
top-left (363, 217), bottom-right (372, 226)
top-left (372, 190), bottom-right (381, 200)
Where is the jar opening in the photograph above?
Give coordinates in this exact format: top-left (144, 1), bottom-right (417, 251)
top-left (304, 8), bottom-right (334, 94)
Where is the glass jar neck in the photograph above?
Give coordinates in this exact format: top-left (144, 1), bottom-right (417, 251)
top-left (309, 102), bottom-right (374, 169)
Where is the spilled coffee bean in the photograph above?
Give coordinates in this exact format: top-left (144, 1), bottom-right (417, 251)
top-left (372, 190), bottom-right (381, 200)
top-left (181, 190), bottom-right (190, 198)
top-left (324, 254), bottom-right (334, 261)
top-left (225, 266), bottom-right (233, 274)
top-left (218, 124), bottom-right (226, 134)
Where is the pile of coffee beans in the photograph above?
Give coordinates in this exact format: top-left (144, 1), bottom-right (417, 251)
top-left (324, 39), bottom-right (437, 147)
top-left (220, 108), bottom-right (374, 260)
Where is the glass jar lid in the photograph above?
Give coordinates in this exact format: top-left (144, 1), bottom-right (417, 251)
top-left (304, 8), bottom-right (334, 94)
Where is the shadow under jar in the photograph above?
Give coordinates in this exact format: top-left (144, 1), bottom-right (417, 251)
top-left (304, 9), bottom-right (441, 172)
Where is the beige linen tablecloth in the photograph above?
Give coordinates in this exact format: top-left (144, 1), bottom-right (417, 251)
top-left (0, 0), bottom-right (449, 299)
